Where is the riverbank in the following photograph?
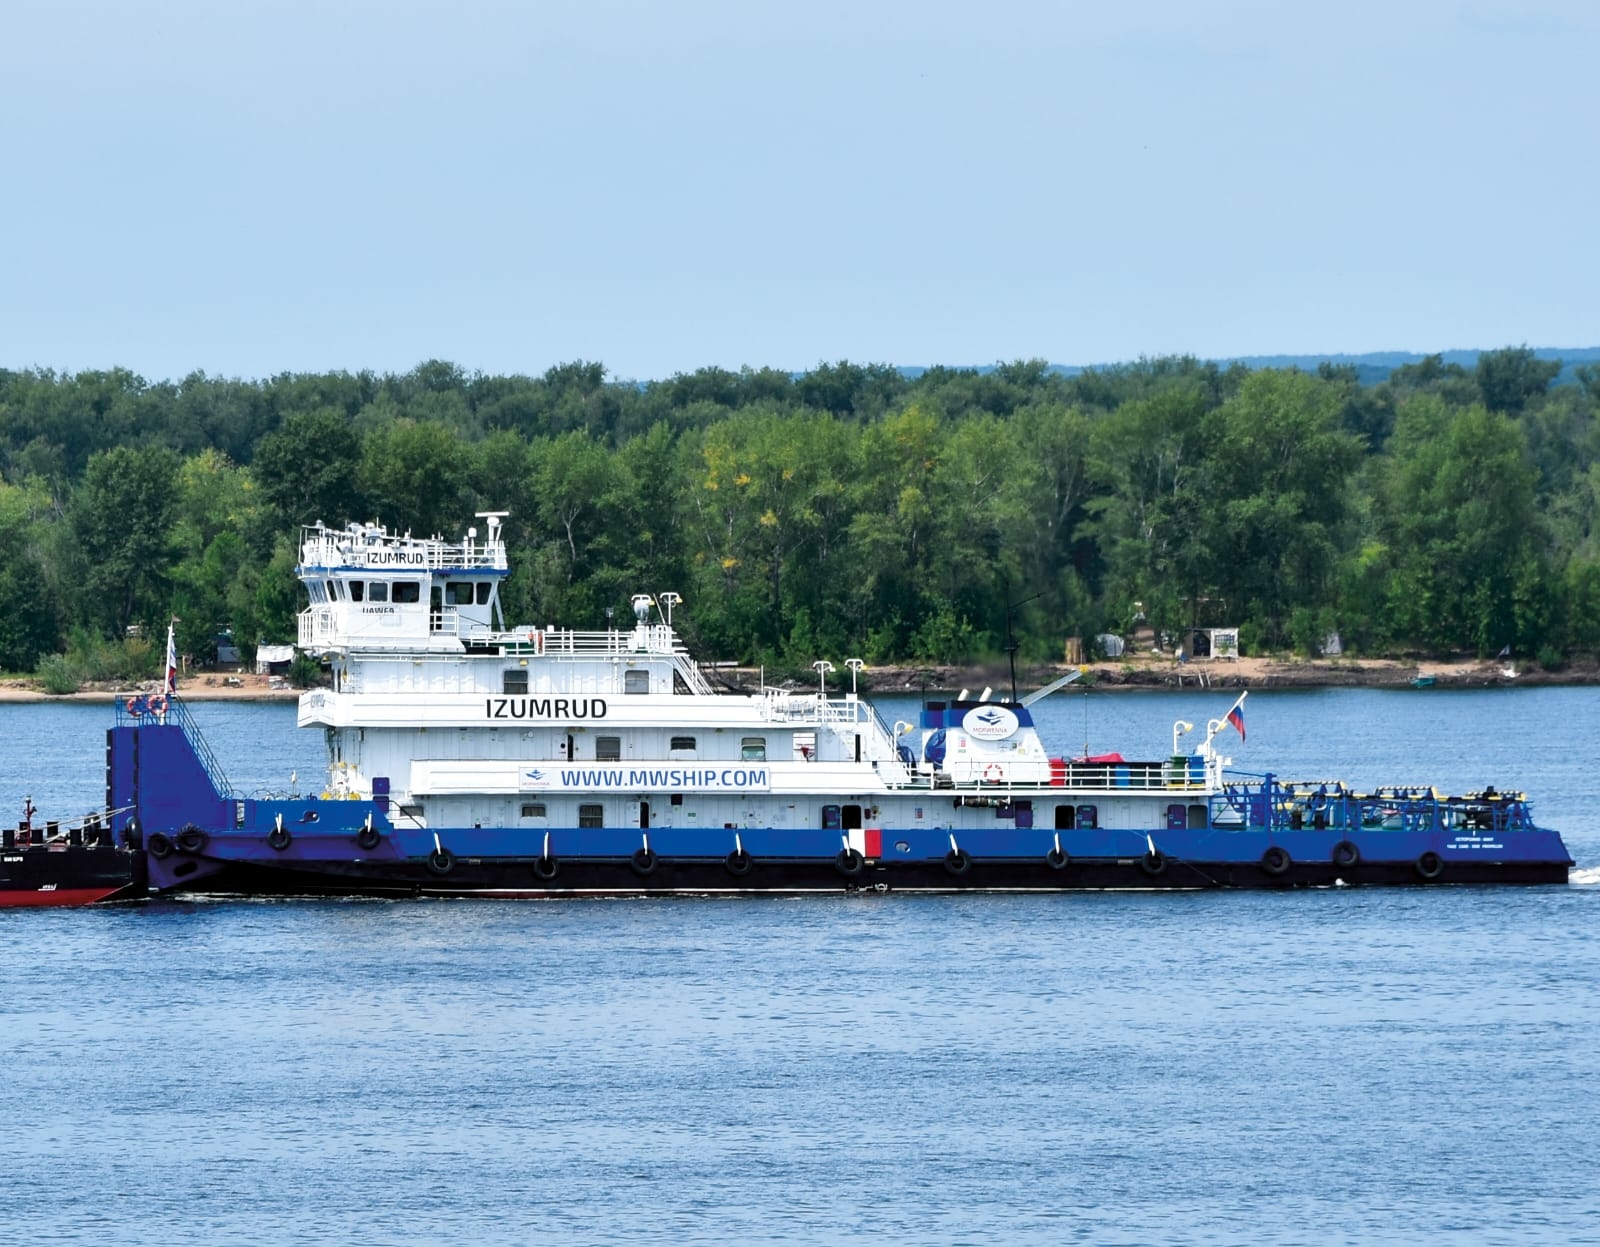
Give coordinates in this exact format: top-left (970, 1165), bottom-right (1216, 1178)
top-left (1, 653), bottom-right (1592, 703)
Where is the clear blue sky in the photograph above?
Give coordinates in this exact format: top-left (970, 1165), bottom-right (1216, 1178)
top-left (3, 0), bottom-right (1596, 383)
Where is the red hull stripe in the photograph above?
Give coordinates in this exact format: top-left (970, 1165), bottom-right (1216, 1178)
top-left (0, 887), bottom-right (123, 908)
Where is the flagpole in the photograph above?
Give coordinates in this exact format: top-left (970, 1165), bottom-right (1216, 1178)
top-left (1204, 690), bottom-right (1248, 747)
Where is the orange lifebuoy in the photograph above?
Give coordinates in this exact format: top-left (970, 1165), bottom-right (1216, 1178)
top-left (126, 697), bottom-right (143, 717)
top-left (983, 764), bottom-right (1004, 783)
top-left (149, 695), bottom-right (168, 716)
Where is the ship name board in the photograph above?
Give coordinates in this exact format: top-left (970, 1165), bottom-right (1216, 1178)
top-left (522, 767), bottom-right (771, 792)
top-left (486, 696), bottom-right (608, 720)
top-left (360, 549), bottom-right (429, 567)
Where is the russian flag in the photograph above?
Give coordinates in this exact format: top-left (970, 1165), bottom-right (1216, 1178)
top-left (165, 621), bottom-right (178, 695)
top-left (1226, 703), bottom-right (1245, 741)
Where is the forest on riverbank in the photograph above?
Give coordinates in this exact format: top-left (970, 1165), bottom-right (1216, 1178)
top-left (2, 348), bottom-right (1599, 680)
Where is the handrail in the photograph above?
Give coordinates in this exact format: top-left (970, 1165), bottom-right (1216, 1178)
top-left (116, 695), bottom-right (234, 797)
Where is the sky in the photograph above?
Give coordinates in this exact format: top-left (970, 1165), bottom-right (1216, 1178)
top-left (2, 0), bottom-right (1597, 384)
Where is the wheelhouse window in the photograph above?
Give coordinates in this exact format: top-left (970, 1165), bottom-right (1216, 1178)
top-left (741, 737), bottom-right (767, 761)
top-left (350, 580), bottom-right (365, 602)
top-left (446, 582), bottom-right (475, 606)
top-left (368, 581), bottom-right (389, 603)
top-left (476, 582), bottom-right (491, 605)
top-left (578, 803), bottom-right (604, 828)
top-left (596, 736), bottom-right (622, 762)
top-left (393, 582), bottom-right (420, 604)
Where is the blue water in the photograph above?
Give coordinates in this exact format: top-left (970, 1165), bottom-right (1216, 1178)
top-left (3, 689), bottom-right (1599, 1245)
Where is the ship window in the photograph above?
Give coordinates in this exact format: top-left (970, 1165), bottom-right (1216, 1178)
top-left (520, 803), bottom-right (546, 819)
top-left (368, 581), bottom-right (389, 603)
top-left (1055, 804), bottom-right (1075, 830)
top-left (1078, 804), bottom-right (1098, 830)
top-left (350, 580), bottom-right (365, 602)
top-left (596, 736), bottom-right (622, 761)
top-left (624, 670), bottom-right (649, 694)
top-left (578, 803), bottom-right (604, 828)
top-left (446, 582), bottom-right (475, 606)
top-left (393, 582), bottom-right (420, 604)
top-left (325, 580), bottom-right (337, 600)
top-left (741, 737), bottom-right (767, 761)
top-left (476, 582), bottom-right (491, 605)
top-left (503, 669), bottom-right (528, 695)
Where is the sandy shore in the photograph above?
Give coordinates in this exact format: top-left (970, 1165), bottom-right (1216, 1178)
top-left (0, 676), bottom-right (303, 703)
top-left (0, 653), bottom-right (1588, 703)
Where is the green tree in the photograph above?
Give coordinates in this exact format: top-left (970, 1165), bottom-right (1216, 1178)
top-left (67, 445), bottom-right (181, 635)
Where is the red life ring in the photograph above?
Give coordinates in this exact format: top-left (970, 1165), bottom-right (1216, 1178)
top-left (149, 695), bottom-right (168, 716)
top-left (983, 763), bottom-right (1004, 784)
top-left (126, 697), bottom-right (143, 717)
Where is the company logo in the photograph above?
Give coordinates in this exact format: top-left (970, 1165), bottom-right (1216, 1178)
top-left (962, 706), bottom-right (1019, 740)
top-left (523, 769), bottom-right (551, 789)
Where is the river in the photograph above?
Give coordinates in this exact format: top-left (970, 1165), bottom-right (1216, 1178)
top-left (2, 688), bottom-right (1597, 1244)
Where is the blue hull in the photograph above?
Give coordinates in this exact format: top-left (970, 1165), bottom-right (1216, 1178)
top-left (112, 723), bottom-right (1574, 896)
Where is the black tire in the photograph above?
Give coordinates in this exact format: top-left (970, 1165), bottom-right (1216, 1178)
top-left (1140, 849), bottom-right (1167, 877)
top-left (176, 825), bottom-right (207, 854)
top-left (1261, 845), bottom-right (1292, 877)
top-left (1045, 846), bottom-right (1070, 870)
top-left (147, 832), bottom-right (174, 860)
top-left (631, 847), bottom-right (658, 876)
top-left (1332, 840), bottom-right (1361, 868)
top-left (426, 847), bottom-right (455, 876)
top-left (532, 854), bottom-right (559, 881)
top-left (267, 827), bottom-right (292, 852)
top-left (944, 848), bottom-right (971, 876)
top-left (725, 849), bottom-right (752, 876)
top-left (835, 847), bottom-right (864, 878)
top-left (356, 826), bottom-right (381, 851)
top-left (1415, 851), bottom-right (1445, 880)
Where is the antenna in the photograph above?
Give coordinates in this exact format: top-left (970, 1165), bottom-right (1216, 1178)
top-left (1001, 583), bottom-right (1043, 703)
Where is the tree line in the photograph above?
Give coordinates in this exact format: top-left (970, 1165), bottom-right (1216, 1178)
top-left (3, 348), bottom-right (1599, 679)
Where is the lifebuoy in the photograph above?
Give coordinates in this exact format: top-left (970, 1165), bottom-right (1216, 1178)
top-left (983, 764), bottom-right (1004, 784)
top-left (1045, 846), bottom-right (1070, 870)
top-left (426, 847), bottom-right (455, 876)
top-left (125, 697), bottom-right (143, 718)
top-left (533, 854), bottom-right (559, 881)
top-left (631, 846), bottom-right (658, 876)
top-left (149, 695), bottom-right (168, 716)
top-left (176, 825), bottom-right (206, 854)
top-left (724, 848), bottom-right (752, 876)
top-left (944, 848), bottom-right (971, 876)
top-left (356, 825), bottom-right (381, 851)
top-left (835, 847), bottom-right (864, 877)
top-left (1332, 840), bottom-right (1360, 868)
top-left (1140, 849), bottom-right (1167, 877)
top-left (1261, 846), bottom-right (1292, 877)
top-left (147, 832), bottom-right (174, 859)
top-left (1415, 851), bottom-right (1445, 880)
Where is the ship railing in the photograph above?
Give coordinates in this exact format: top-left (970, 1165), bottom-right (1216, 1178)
top-left (298, 607), bottom-right (337, 649)
top-left (114, 695), bottom-right (234, 797)
top-left (298, 524), bottom-right (508, 572)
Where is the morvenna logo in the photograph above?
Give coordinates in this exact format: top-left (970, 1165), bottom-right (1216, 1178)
top-left (962, 705), bottom-right (1019, 740)
top-left (522, 769), bottom-right (552, 789)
